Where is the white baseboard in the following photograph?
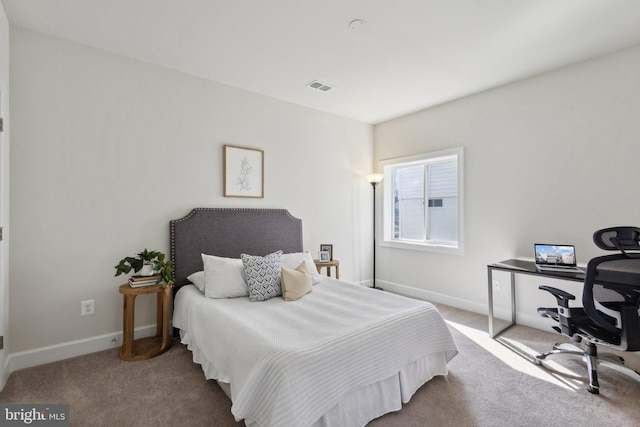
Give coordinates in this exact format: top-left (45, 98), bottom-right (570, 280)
top-left (376, 279), bottom-right (553, 332)
top-left (5, 324), bottom-right (157, 374)
top-left (1, 351), bottom-right (8, 390)
top-left (377, 279), bottom-right (487, 314)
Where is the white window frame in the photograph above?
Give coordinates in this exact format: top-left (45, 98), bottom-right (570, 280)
top-left (379, 147), bottom-right (464, 255)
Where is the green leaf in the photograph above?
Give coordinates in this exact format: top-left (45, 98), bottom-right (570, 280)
top-left (115, 249), bottom-right (171, 283)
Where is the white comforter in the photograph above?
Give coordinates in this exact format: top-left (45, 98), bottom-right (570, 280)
top-left (173, 279), bottom-right (458, 427)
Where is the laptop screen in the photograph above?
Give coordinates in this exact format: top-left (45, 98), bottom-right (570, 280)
top-left (534, 244), bottom-right (577, 266)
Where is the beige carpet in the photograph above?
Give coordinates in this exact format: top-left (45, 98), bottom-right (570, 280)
top-left (1, 303), bottom-right (639, 426)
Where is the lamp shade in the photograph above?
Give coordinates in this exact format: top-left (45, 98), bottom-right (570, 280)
top-left (366, 173), bottom-right (384, 184)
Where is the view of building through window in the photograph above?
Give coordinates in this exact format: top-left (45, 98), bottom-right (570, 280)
top-left (382, 147), bottom-right (462, 252)
top-left (392, 160), bottom-right (457, 243)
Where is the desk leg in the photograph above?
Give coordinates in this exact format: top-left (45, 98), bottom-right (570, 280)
top-left (487, 266), bottom-right (516, 339)
top-left (487, 267), bottom-right (495, 338)
top-left (510, 271), bottom-right (516, 326)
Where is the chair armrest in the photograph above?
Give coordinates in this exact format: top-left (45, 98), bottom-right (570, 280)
top-left (539, 285), bottom-right (575, 308)
top-left (539, 285), bottom-right (578, 337)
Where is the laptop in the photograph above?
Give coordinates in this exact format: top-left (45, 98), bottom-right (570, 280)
top-left (534, 244), bottom-right (583, 273)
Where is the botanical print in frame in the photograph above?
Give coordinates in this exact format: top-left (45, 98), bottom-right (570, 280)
top-left (224, 145), bottom-right (264, 198)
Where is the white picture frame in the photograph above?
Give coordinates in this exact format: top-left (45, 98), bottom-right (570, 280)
top-left (320, 244), bottom-right (333, 261)
top-left (224, 145), bottom-right (264, 198)
top-left (318, 251), bottom-right (330, 262)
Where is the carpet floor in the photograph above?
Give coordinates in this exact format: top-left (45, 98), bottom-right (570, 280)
top-left (1, 303), bottom-right (639, 426)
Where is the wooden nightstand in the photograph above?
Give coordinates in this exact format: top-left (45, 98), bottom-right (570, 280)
top-left (118, 283), bottom-right (172, 361)
top-left (314, 259), bottom-right (340, 279)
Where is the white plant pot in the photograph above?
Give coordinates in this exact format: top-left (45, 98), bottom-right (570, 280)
top-left (139, 264), bottom-right (155, 276)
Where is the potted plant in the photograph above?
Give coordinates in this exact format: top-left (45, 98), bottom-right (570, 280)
top-left (114, 249), bottom-right (174, 287)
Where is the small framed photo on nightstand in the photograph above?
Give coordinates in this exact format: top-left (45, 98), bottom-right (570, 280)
top-left (320, 244), bottom-right (333, 260)
top-left (318, 251), bottom-right (330, 262)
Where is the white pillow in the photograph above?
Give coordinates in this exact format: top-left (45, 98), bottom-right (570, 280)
top-left (202, 254), bottom-right (249, 298)
top-left (282, 251), bottom-right (323, 284)
top-left (187, 271), bottom-right (205, 293)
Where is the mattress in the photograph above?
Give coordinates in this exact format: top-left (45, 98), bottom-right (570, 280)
top-left (173, 279), bottom-right (458, 427)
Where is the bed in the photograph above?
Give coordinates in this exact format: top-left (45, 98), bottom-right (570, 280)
top-left (170, 208), bottom-right (458, 427)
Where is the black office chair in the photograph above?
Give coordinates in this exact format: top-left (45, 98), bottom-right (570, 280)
top-left (535, 226), bottom-right (640, 394)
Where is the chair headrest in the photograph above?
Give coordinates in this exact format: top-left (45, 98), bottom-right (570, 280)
top-left (593, 226), bottom-right (640, 252)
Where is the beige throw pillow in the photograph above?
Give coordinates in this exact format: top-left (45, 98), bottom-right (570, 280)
top-left (281, 261), bottom-right (313, 301)
top-left (281, 251), bottom-right (324, 284)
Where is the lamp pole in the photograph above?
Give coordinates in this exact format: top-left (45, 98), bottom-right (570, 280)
top-left (366, 173), bottom-right (384, 290)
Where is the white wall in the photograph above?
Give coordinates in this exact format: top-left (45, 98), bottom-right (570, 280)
top-left (374, 43), bottom-right (640, 329)
top-left (8, 28), bottom-right (373, 359)
top-left (0, 2), bottom-right (11, 389)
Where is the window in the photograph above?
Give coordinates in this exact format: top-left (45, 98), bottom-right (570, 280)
top-left (380, 147), bottom-right (464, 255)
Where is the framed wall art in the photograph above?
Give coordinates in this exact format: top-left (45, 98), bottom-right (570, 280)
top-left (320, 244), bottom-right (333, 261)
top-left (224, 145), bottom-right (264, 198)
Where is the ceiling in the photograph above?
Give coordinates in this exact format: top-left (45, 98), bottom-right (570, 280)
top-left (3, 0), bottom-right (640, 124)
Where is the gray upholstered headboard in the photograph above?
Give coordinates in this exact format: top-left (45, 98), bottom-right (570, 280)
top-left (169, 208), bottom-right (303, 290)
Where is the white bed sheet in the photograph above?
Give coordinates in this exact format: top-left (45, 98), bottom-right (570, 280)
top-left (173, 279), bottom-right (458, 427)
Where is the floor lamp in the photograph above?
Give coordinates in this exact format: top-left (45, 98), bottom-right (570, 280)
top-left (366, 173), bottom-right (384, 290)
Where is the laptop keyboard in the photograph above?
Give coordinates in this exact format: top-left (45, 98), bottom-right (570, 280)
top-left (537, 265), bottom-right (582, 273)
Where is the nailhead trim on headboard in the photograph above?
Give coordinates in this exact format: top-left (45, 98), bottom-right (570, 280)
top-left (169, 208), bottom-right (304, 290)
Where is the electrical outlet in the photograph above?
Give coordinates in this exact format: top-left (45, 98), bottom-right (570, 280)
top-left (81, 299), bottom-right (95, 316)
top-left (492, 280), bottom-right (501, 291)
top-left (110, 336), bottom-right (121, 346)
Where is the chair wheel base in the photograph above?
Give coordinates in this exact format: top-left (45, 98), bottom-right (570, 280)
top-left (534, 343), bottom-right (609, 394)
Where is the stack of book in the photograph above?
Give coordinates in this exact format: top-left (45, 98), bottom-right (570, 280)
top-left (128, 275), bottom-right (160, 287)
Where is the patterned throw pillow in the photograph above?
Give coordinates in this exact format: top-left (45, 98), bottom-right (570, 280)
top-left (241, 251), bottom-right (284, 302)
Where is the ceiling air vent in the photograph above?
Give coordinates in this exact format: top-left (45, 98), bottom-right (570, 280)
top-left (306, 80), bottom-right (335, 93)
